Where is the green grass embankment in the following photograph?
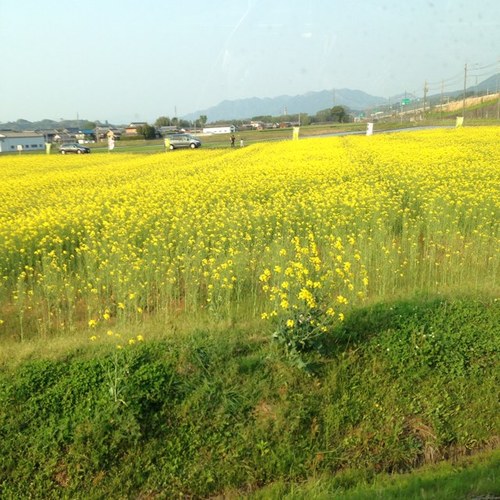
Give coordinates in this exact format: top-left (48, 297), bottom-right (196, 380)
top-left (1, 295), bottom-right (498, 498)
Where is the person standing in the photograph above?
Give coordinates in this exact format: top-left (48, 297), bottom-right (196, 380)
top-left (230, 134), bottom-right (235, 147)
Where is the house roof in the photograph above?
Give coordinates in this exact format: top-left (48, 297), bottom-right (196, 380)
top-left (128, 122), bottom-right (148, 127)
top-left (0, 131), bottom-right (44, 139)
top-left (34, 129), bottom-right (60, 134)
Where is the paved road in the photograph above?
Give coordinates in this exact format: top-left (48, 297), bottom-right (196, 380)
top-left (90, 125), bottom-right (457, 154)
top-left (316, 125), bottom-right (455, 138)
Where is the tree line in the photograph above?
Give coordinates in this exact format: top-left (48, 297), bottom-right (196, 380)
top-left (132, 106), bottom-right (352, 139)
top-left (153, 106), bottom-right (350, 129)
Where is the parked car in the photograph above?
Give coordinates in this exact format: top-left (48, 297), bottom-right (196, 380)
top-left (59, 143), bottom-right (91, 154)
top-left (166, 134), bottom-right (201, 150)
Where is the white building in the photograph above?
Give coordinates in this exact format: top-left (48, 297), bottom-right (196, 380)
top-left (202, 125), bottom-right (236, 134)
top-left (0, 131), bottom-right (45, 153)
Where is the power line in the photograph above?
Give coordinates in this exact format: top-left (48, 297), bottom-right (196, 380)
top-left (470, 62), bottom-right (497, 71)
top-left (469, 71), bottom-right (497, 79)
top-left (427, 71), bottom-right (463, 86)
top-left (426, 58), bottom-right (498, 89)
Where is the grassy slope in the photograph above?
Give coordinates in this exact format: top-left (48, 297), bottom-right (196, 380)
top-left (0, 295), bottom-right (498, 498)
top-left (253, 449), bottom-right (500, 499)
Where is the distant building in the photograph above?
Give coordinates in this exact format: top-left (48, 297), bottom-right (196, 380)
top-left (250, 121), bottom-right (262, 129)
top-left (0, 131), bottom-right (45, 153)
top-left (75, 129), bottom-right (97, 143)
top-left (35, 129), bottom-right (59, 143)
top-left (124, 122), bottom-right (148, 135)
top-left (202, 125), bottom-right (236, 134)
top-left (238, 124), bottom-right (254, 131)
top-left (158, 125), bottom-right (181, 136)
top-left (96, 127), bottom-right (122, 141)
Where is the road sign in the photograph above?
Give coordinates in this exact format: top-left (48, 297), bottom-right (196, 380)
top-left (401, 98), bottom-right (411, 106)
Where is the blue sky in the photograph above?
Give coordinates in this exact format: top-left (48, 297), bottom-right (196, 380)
top-left (0, 0), bottom-right (498, 124)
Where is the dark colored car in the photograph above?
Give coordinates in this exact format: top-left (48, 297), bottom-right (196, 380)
top-left (166, 134), bottom-right (201, 150)
top-left (59, 143), bottom-right (91, 154)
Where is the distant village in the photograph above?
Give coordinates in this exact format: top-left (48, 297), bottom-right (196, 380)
top-left (0, 119), bottom-right (304, 153)
top-left (1, 82), bottom-right (498, 154)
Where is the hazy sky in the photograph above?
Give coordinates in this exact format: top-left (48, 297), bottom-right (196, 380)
top-left (1, 0), bottom-right (498, 124)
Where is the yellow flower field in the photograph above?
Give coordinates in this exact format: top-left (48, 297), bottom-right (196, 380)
top-left (0, 127), bottom-right (498, 339)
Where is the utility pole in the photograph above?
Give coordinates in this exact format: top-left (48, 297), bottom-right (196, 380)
top-left (462, 63), bottom-right (467, 120)
top-left (423, 81), bottom-right (428, 118)
top-left (497, 59), bottom-right (500, 120)
top-left (401, 90), bottom-right (406, 123)
top-left (440, 80), bottom-right (444, 121)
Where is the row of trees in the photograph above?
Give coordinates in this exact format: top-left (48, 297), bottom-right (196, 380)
top-left (135, 115), bottom-right (209, 139)
top-left (249, 106), bottom-right (350, 125)
top-left (132, 106), bottom-right (352, 139)
top-left (153, 106), bottom-right (350, 130)
top-left (154, 115), bottom-right (208, 129)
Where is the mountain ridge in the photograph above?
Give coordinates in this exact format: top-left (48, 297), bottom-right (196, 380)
top-left (184, 74), bottom-right (499, 122)
top-left (183, 88), bottom-right (388, 122)
top-left (1, 74), bottom-right (497, 129)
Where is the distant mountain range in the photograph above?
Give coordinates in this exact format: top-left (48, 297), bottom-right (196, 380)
top-left (184, 74), bottom-right (499, 122)
top-left (437, 73), bottom-right (499, 100)
top-left (1, 75), bottom-right (497, 130)
top-left (183, 88), bottom-right (389, 122)
top-left (0, 118), bottom-right (101, 133)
